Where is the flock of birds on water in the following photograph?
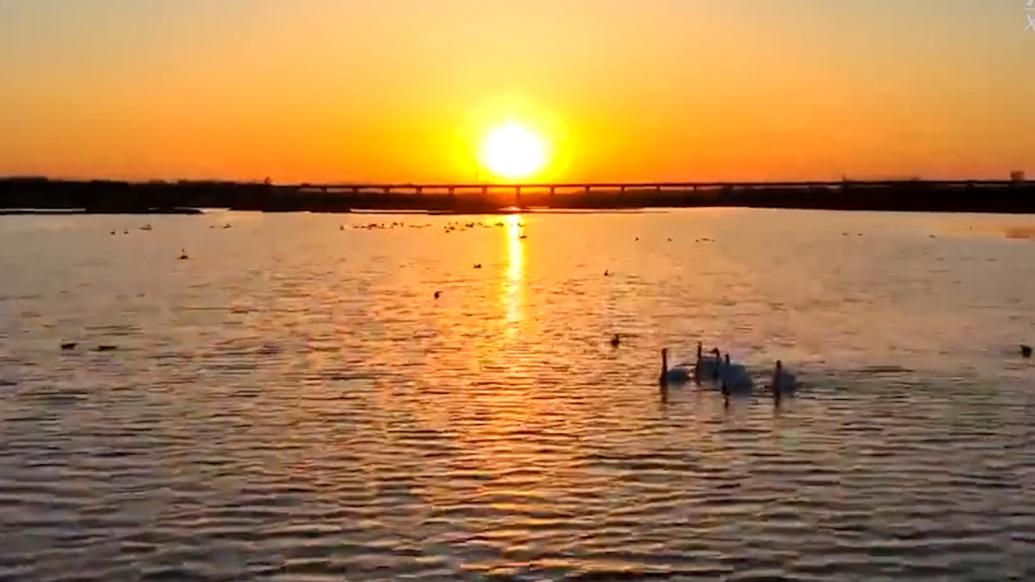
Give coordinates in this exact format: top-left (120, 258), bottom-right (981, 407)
top-left (648, 340), bottom-right (798, 405)
top-left (136, 218), bottom-right (726, 265)
top-left (640, 340), bottom-right (1033, 407)
top-left (73, 220), bottom-right (1035, 371)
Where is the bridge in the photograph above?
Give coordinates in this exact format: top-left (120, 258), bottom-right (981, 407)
top-left (286, 179), bottom-right (1030, 195)
top-left (280, 179), bottom-right (1034, 208)
top-left (3, 177), bottom-right (1033, 214)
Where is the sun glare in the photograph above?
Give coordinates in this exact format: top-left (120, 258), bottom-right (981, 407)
top-left (480, 122), bottom-right (547, 181)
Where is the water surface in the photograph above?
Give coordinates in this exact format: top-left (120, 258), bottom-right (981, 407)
top-left (1, 209), bottom-right (1034, 580)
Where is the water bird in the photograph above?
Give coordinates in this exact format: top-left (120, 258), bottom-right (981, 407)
top-left (178, 249), bottom-right (189, 260)
top-left (60, 342), bottom-right (77, 351)
top-left (719, 353), bottom-right (754, 393)
top-left (95, 345), bottom-right (118, 352)
top-left (434, 291), bottom-right (442, 299)
top-left (659, 348), bottom-right (691, 384)
top-left (122, 230), bottom-right (129, 235)
top-left (604, 270), bottom-right (611, 277)
top-left (222, 223), bottom-right (231, 229)
top-left (610, 334), bottom-right (621, 348)
top-left (694, 343), bottom-right (722, 382)
top-left (140, 224), bottom-right (152, 231)
top-left (769, 360), bottom-right (797, 401)
top-left (110, 230), bottom-right (116, 235)
top-left (519, 234), bottom-right (528, 240)
top-left (473, 263), bottom-right (482, 269)
top-left (1022, 345), bottom-right (1033, 358)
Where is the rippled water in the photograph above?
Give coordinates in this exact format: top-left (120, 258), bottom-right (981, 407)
top-left (1, 209), bottom-right (1034, 580)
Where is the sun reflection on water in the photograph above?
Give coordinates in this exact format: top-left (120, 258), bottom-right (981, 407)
top-left (501, 214), bottom-right (525, 335)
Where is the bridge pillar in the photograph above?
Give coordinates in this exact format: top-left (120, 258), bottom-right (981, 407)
top-left (515, 185), bottom-right (522, 207)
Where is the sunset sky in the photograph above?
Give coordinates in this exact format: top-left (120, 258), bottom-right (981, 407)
top-left (1, 0), bottom-right (1032, 183)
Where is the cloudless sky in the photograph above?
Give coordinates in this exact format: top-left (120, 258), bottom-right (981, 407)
top-left (1, 0), bottom-right (1032, 182)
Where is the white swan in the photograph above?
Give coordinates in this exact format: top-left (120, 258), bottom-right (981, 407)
top-left (694, 343), bottom-right (722, 383)
top-left (659, 348), bottom-right (691, 384)
top-left (769, 360), bottom-right (797, 400)
top-left (719, 353), bottom-right (754, 393)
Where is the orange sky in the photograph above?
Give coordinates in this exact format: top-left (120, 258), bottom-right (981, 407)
top-left (1, 0), bottom-right (1033, 183)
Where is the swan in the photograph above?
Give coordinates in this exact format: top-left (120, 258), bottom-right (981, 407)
top-left (771, 360), bottom-right (797, 392)
top-left (659, 348), bottom-right (691, 384)
top-left (768, 360), bottom-right (797, 402)
top-left (694, 343), bottom-right (722, 383)
top-left (718, 353), bottom-right (754, 393)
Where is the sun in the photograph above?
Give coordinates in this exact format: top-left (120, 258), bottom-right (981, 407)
top-left (479, 122), bottom-right (547, 181)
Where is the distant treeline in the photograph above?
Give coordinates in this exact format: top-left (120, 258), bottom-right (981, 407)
top-left (2, 177), bottom-right (1034, 214)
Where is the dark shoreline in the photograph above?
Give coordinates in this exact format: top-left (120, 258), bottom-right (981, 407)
top-left (0, 207), bottom-right (203, 216)
top-left (3, 177), bottom-right (1034, 215)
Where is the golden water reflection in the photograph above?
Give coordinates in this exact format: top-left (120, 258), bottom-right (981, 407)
top-left (500, 214), bottom-right (525, 334)
top-left (3, 211), bottom-right (1035, 579)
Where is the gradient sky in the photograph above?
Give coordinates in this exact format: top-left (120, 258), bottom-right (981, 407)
top-left (1, 0), bottom-right (1032, 183)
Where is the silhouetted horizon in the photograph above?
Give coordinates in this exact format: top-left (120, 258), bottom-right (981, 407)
top-left (3, 174), bottom-right (1034, 215)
